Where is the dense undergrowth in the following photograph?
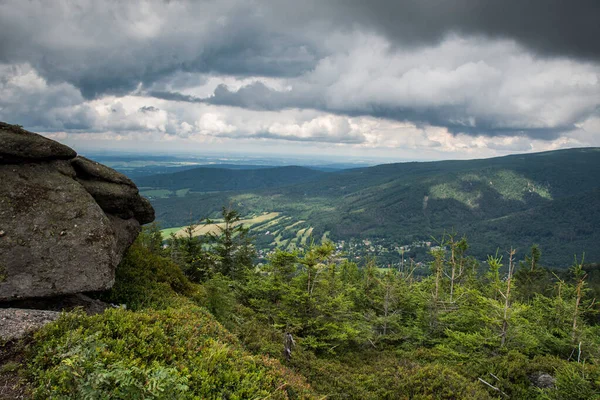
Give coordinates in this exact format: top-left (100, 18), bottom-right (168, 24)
top-left (28, 307), bottom-right (314, 399)
top-left (17, 218), bottom-right (600, 399)
top-left (23, 240), bottom-right (316, 399)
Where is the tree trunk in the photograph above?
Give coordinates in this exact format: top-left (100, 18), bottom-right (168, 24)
top-left (500, 248), bottom-right (516, 347)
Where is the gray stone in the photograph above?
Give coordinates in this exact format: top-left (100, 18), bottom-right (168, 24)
top-left (108, 215), bottom-right (142, 257)
top-left (0, 122), bottom-right (155, 301)
top-left (76, 176), bottom-right (155, 224)
top-left (77, 179), bottom-right (140, 219)
top-left (0, 163), bottom-right (118, 299)
top-left (131, 196), bottom-right (155, 225)
top-left (0, 308), bottom-right (60, 341)
top-left (531, 373), bottom-right (556, 389)
top-left (71, 156), bottom-right (136, 187)
top-left (2, 293), bottom-right (111, 315)
top-left (0, 122), bottom-right (76, 163)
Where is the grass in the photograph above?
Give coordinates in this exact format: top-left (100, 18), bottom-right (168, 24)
top-left (140, 189), bottom-right (172, 198)
top-left (283, 220), bottom-right (305, 231)
top-left (296, 228), bottom-right (307, 239)
top-left (272, 234), bottom-right (283, 246)
top-left (254, 216), bottom-right (287, 231)
top-left (169, 212), bottom-right (280, 238)
top-left (160, 226), bottom-right (184, 237)
top-left (301, 227), bottom-right (314, 246)
top-left (176, 188), bottom-right (190, 197)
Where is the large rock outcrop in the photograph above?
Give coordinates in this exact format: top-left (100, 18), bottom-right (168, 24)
top-left (0, 122), bottom-right (154, 301)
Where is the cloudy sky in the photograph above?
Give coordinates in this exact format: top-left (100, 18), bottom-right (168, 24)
top-left (1, 0), bottom-right (599, 161)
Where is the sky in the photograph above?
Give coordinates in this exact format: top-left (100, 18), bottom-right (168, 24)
top-left (1, 0), bottom-right (599, 161)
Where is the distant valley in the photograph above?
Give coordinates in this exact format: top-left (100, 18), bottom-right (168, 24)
top-left (124, 148), bottom-right (600, 268)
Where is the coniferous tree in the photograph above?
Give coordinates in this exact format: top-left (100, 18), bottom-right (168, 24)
top-left (515, 245), bottom-right (551, 301)
top-left (138, 222), bottom-right (164, 255)
top-left (208, 206), bottom-right (256, 281)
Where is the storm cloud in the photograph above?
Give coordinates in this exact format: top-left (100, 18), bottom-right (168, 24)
top-left (0, 0), bottom-right (599, 157)
top-left (152, 36), bottom-right (600, 139)
top-left (2, 1), bottom-right (598, 95)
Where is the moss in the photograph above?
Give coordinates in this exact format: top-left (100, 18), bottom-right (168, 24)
top-left (0, 361), bottom-right (20, 374)
top-left (0, 122), bottom-right (25, 134)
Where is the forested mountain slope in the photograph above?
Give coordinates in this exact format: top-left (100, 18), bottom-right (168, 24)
top-left (135, 165), bottom-right (324, 192)
top-left (145, 148), bottom-right (600, 266)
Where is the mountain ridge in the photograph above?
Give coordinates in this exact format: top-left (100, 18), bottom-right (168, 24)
top-left (135, 165), bottom-right (324, 192)
top-left (141, 147), bottom-right (600, 266)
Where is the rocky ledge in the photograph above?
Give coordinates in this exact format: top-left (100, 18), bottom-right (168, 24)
top-left (0, 122), bottom-right (154, 301)
top-left (0, 309), bottom-right (60, 341)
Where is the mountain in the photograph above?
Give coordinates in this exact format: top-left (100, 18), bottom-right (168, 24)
top-left (144, 148), bottom-right (600, 267)
top-left (134, 165), bottom-right (324, 192)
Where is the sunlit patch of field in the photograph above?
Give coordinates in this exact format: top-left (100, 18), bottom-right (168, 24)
top-left (161, 211), bottom-right (321, 253)
top-left (140, 187), bottom-right (191, 199)
top-left (300, 227), bottom-right (313, 246)
top-left (175, 188), bottom-right (190, 197)
top-left (165, 212), bottom-right (280, 238)
top-left (296, 228), bottom-right (307, 239)
top-left (272, 234), bottom-right (284, 246)
top-left (253, 216), bottom-right (288, 231)
top-left (161, 226), bottom-right (184, 237)
top-left (140, 189), bottom-right (173, 198)
top-left (283, 220), bottom-right (305, 231)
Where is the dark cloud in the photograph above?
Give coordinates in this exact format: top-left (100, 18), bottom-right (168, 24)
top-left (208, 83), bottom-right (319, 111)
top-left (1, 0), bottom-right (598, 100)
top-left (150, 83), bottom-right (316, 110)
top-left (148, 91), bottom-right (203, 103)
top-left (219, 130), bottom-right (366, 144)
top-left (0, 0), bottom-right (598, 145)
top-left (139, 106), bottom-right (160, 113)
top-left (307, 0), bottom-right (600, 61)
top-left (0, 1), bottom-right (321, 99)
top-left (152, 82), bottom-right (580, 140)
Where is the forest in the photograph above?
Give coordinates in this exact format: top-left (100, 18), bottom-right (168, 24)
top-left (18, 207), bottom-right (600, 399)
top-left (139, 147), bottom-right (600, 267)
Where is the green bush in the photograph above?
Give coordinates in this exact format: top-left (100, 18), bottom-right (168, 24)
top-left (539, 363), bottom-right (600, 400)
top-left (27, 306), bottom-right (316, 399)
top-left (100, 240), bottom-right (196, 310)
top-left (397, 363), bottom-right (493, 400)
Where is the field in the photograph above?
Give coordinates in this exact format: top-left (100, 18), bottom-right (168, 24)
top-left (159, 211), bottom-right (326, 255)
top-left (140, 188), bottom-right (191, 199)
top-left (163, 212), bottom-right (281, 238)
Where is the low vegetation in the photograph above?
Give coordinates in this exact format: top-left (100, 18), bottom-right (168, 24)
top-left (13, 209), bottom-right (600, 398)
top-left (23, 227), bottom-right (315, 399)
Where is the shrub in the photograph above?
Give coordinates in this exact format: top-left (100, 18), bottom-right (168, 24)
top-left (27, 306), bottom-right (316, 399)
top-left (100, 240), bottom-right (196, 310)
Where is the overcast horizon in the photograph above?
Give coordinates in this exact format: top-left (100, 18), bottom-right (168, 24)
top-left (1, 0), bottom-right (599, 161)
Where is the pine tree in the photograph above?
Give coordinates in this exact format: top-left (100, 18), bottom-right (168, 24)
top-left (208, 206), bottom-right (256, 281)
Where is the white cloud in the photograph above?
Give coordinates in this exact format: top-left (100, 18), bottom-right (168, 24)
top-left (1, 24), bottom-right (599, 161)
top-left (217, 34), bottom-right (600, 136)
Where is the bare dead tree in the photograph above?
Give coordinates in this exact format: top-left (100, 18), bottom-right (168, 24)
top-left (499, 248), bottom-right (516, 348)
top-left (284, 332), bottom-right (295, 361)
top-left (571, 254), bottom-right (587, 344)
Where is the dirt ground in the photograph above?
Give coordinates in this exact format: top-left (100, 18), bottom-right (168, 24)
top-left (0, 340), bottom-right (31, 399)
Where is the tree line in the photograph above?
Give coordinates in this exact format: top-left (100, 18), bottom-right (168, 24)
top-left (136, 208), bottom-right (600, 399)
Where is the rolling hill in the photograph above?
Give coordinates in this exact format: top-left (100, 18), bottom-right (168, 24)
top-left (134, 165), bottom-right (324, 193)
top-left (139, 148), bottom-right (600, 267)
